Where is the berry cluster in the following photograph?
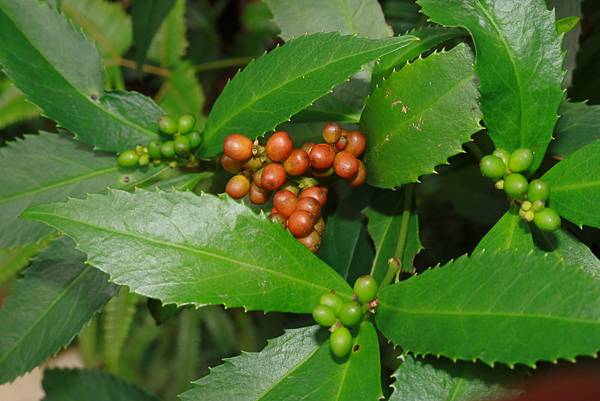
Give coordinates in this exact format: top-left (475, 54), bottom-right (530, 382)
top-left (480, 148), bottom-right (560, 232)
top-left (312, 275), bottom-right (378, 358)
top-left (117, 114), bottom-right (202, 168)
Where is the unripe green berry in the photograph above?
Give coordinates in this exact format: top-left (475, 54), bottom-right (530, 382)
top-left (319, 292), bottom-right (344, 316)
top-left (174, 135), bottom-right (191, 155)
top-left (135, 145), bottom-right (147, 156)
top-left (532, 200), bottom-right (545, 212)
top-left (528, 179), bottom-right (550, 202)
top-left (521, 201), bottom-right (532, 211)
top-left (353, 275), bottom-right (378, 304)
top-left (159, 115), bottom-right (177, 135)
top-left (534, 207), bottom-right (561, 231)
top-left (339, 302), bottom-right (362, 327)
top-left (312, 305), bottom-right (336, 327)
top-left (508, 148), bottom-right (533, 172)
top-left (147, 141), bottom-right (162, 159)
top-left (480, 155), bottom-right (506, 180)
top-left (504, 173), bottom-right (528, 199)
top-left (519, 209), bottom-right (535, 222)
top-left (117, 150), bottom-right (139, 168)
top-left (138, 154), bottom-right (150, 166)
top-left (330, 326), bottom-right (352, 358)
top-left (492, 148), bottom-right (511, 166)
top-left (178, 114), bottom-right (196, 134)
top-left (186, 131), bottom-right (203, 148)
top-left (160, 141), bottom-right (176, 159)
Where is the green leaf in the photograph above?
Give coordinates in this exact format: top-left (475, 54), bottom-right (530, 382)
top-left (417, 0), bottom-right (564, 171)
top-left (42, 368), bottom-right (161, 401)
top-left (148, 0), bottom-right (188, 68)
top-left (543, 140), bottom-right (600, 229)
top-left (151, 171), bottom-right (214, 192)
top-left (363, 187), bottom-right (422, 283)
top-left (390, 354), bottom-right (520, 401)
top-left (361, 44), bottom-right (482, 188)
top-left (0, 238), bottom-right (116, 384)
top-left (548, 0), bottom-right (582, 86)
top-left (132, 0), bottom-right (176, 68)
top-left (264, 0), bottom-right (391, 40)
top-left (181, 322), bottom-right (381, 401)
top-left (474, 207), bottom-right (533, 253)
top-left (551, 101), bottom-right (600, 158)
top-left (0, 132), bottom-right (165, 248)
top-left (0, 0), bottom-right (163, 152)
top-left (0, 234), bottom-right (55, 285)
top-left (556, 16), bottom-right (580, 34)
top-left (200, 32), bottom-right (417, 157)
top-left (103, 287), bottom-right (138, 373)
top-left (375, 250), bottom-right (600, 366)
top-left (0, 79), bottom-right (39, 129)
top-left (23, 190), bottom-right (352, 313)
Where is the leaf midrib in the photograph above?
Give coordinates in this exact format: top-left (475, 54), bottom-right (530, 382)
top-left (368, 203), bottom-right (403, 277)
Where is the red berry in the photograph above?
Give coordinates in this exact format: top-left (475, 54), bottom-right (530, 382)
top-left (345, 131), bottom-right (366, 157)
top-left (333, 151), bottom-right (359, 179)
top-left (223, 134), bottom-right (253, 161)
top-left (266, 131), bottom-right (293, 162)
top-left (295, 197), bottom-right (321, 218)
top-left (322, 122), bottom-right (342, 144)
top-left (273, 189), bottom-right (297, 218)
top-left (249, 183), bottom-right (270, 205)
top-left (283, 149), bottom-right (310, 176)
top-left (310, 144), bottom-right (336, 169)
top-left (226, 175), bottom-right (250, 199)
top-left (300, 186), bottom-right (328, 207)
top-left (335, 136), bottom-right (348, 151)
top-left (287, 210), bottom-right (315, 238)
top-left (347, 160), bottom-right (366, 187)
top-left (253, 168), bottom-right (264, 188)
top-left (261, 163), bottom-right (287, 190)
top-left (220, 154), bottom-right (244, 173)
top-left (297, 230), bottom-right (321, 253)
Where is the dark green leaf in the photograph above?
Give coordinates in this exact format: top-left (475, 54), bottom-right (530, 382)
top-left (132, 0), bottom-right (176, 68)
top-left (551, 101), bottom-right (600, 158)
top-left (0, 79), bottom-right (39, 129)
top-left (474, 207), bottom-right (533, 253)
top-left (148, 0), bottom-right (188, 68)
top-left (103, 287), bottom-right (138, 373)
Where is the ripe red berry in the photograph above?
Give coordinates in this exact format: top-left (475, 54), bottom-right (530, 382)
top-left (335, 136), bottom-right (348, 151)
top-left (283, 149), bottom-right (310, 176)
top-left (333, 151), bottom-right (359, 179)
top-left (223, 134), bottom-right (253, 161)
top-left (249, 183), bottom-right (270, 205)
top-left (297, 230), bottom-right (321, 253)
top-left (345, 131), bottom-right (366, 157)
top-left (310, 144), bottom-right (336, 169)
top-left (261, 163), bottom-right (287, 191)
top-left (322, 122), bottom-right (342, 144)
top-left (295, 197), bottom-right (322, 218)
top-left (300, 186), bottom-right (328, 207)
top-left (287, 210), bottom-right (315, 238)
top-left (301, 142), bottom-right (315, 155)
top-left (273, 189), bottom-right (297, 218)
top-left (220, 154), bottom-right (244, 173)
top-left (226, 175), bottom-right (250, 199)
top-left (266, 131), bottom-right (293, 162)
top-left (347, 160), bottom-right (366, 187)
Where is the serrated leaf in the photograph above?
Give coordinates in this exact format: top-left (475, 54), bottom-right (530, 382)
top-left (361, 44), bottom-right (482, 188)
top-left (548, 0), bottom-right (582, 86)
top-left (148, 0), bottom-right (188, 68)
top-left (551, 101), bottom-right (600, 157)
top-left (556, 16), bottom-right (580, 34)
top-left (23, 190), bottom-right (352, 313)
top-left (390, 354), bottom-right (520, 401)
top-left (200, 32), bottom-right (417, 157)
top-left (375, 250), bottom-right (600, 367)
top-left (0, 0), bottom-right (164, 152)
top-left (264, 0), bottom-right (391, 40)
top-left (132, 0), bottom-right (176, 68)
top-left (0, 132), bottom-right (165, 248)
top-left (0, 238), bottom-right (116, 384)
top-left (181, 322), bottom-right (381, 401)
top-left (0, 79), bottom-right (39, 129)
top-left (417, 0), bottom-right (564, 171)
top-left (363, 187), bottom-right (422, 283)
top-left (474, 207), bottom-right (533, 253)
top-left (543, 140), bottom-right (600, 228)
top-left (42, 368), bottom-right (161, 401)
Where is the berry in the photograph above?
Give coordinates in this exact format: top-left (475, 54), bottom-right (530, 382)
top-left (480, 155), bottom-right (506, 180)
top-left (244, 157), bottom-right (263, 171)
top-left (333, 151), bottom-right (359, 179)
top-left (186, 131), bottom-right (203, 148)
top-left (220, 154), bottom-right (244, 174)
top-left (323, 122), bottom-right (342, 144)
top-left (295, 197), bottom-right (322, 218)
top-left (532, 200), bottom-right (545, 212)
top-left (330, 326), bottom-right (352, 358)
top-left (117, 150), bottom-right (139, 167)
top-left (138, 154), bottom-right (150, 166)
top-left (509, 148), bottom-right (533, 172)
top-left (347, 160), bottom-right (366, 187)
top-left (283, 149), bottom-right (310, 176)
top-left (339, 302), bottom-right (362, 327)
top-left (225, 175), bottom-right (250, 199)
top-left (174, 135), bottom-right (191, 155)
top-left (273, 189), bottom-right (297, 218)
top-left (319, 292), bottom-right (343, 316)
top-left (521, 201), bottom-right (532, 211)
top-left (310, 144), bottom-right (336, 169)
top-left (528, 179), bottom-right (550, 202)
top-left (287, 210), bottom-right (314, 238)
top-left (147, 141), bottom-right (162, 159)
top-left (335, 136), bottom-right (348, 151)
top-left (312, 305), bottom-right (336, 327)
top-left (301, 142), bottom-right (315, 155)
top-left (261, 163), bottom-right (287, 191)
top-left (354, 275), bottom-right (377, 304)
top-left (314, 217), bottom-right (325, 235)
top-left (345, 131), bottom-right (366, 157)
top-left (298, 230), bottom-right (321, 253)
top-left (300, 186), bottom-right (328, 207)
top-left (504, 173), bottom-right (528, 199)
top-left (266, 131), bottom-right (293, 162)
top-left (160, 141), bottom-right (176, 159)
top-left (224, 134), bottom-right (253, 161)
top-left (492, 148), bottom-right (511, 166)
top-left (178, 114), bottom-right (196, 134)
top-left (159, 115), bottom-right (177, 135)
top-left (534, 207), bottom-right (561, 231)
top-left (249, 183), bottom-right (270, 205)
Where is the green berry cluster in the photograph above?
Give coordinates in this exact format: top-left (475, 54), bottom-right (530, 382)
top-left (311, 275), bottom-right (378, 358)
top-left (117, 114), bottom-right (202, 168)
top-left (480, 148), bottom-right (561, 232)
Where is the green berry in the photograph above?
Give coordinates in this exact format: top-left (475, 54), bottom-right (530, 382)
top-left (312, 305), bottom-right (336, 327)
top-left (178, 114), bottom-right (196, 134)
top-left (174, 135), bottom-right (191, 155)
top-left (159, 115), bottom-right (177, 135)
top-left (504, 173), bottom-right (528, 199)
top-left (319, 292), bottom-right (343, 316)
top-left (330, 326), bottom-right (352, 358)
top-left (339, 302), bottom-right (362, 327)
top-left (480, 155), bottom-right (506, 180)
top-left (534, 207), bottom-right (561, 231)
top-left (186, 131), bottom-right (203, 148)
top-left (353, 275), bottom-right (378, 304)
top-left (532, 200), bottom-right (545, 212)
top-left (135, 145), bottom-right (147, 156)
top-left (492, 148), bottom-right (511, 166)
top-left (147, 141), bottom-right (162, 159)
top-left (508, 148), bottom-right (533, 172)
top-left (138, 154), bottom-right (150, 166)
top-left (528, 179), bottom-right (550, 202)
top-left (160, 140), bottom-right (176, 159)
top-left (521, 201), bottom-right (532, 211)
top-left (117, 150), bottom-right (139, 168)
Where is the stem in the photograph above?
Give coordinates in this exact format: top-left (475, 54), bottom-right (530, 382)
top-left (196, 56), bottom-right (254, 73)
top-left (106, 58), bottom-right (172, 77)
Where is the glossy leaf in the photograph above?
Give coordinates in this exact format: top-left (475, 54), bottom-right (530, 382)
top-left (0, 238), bottom-right (116, 384)
top-left (0, 0), bottom-right (163, 152)
top-left (200, 32), bottom-right (417, 157)
top-left (0, 79), bottom-right (39, 129)
top-left (23, 190), bottom-right (352, 313)
top-left (0, 132), bottom-right (164, 248)
top-left (132, 0), bottom-right (176, 68)
top-left (148, 0), bottom-right (188, 68)
top-left (551, 101), bottom-right (600, 158)
top-left (418, 0), bottom-right (564, 171)
top-left (474, 208), bottom-right (533, 253)
top-left (375, 250), bottom-right (600, 367)
top-left (181, 322), bottom-right (381, 401)
top-left (543, 140), bottom-right (600, 228)
top-left (361, 44), bottom-right (482, 188)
